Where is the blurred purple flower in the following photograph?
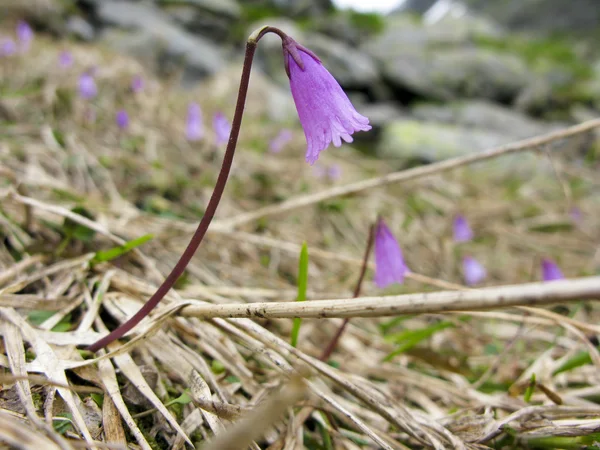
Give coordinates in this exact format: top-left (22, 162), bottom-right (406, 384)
top-left (213, 112), bottom-right (231, 145)
top-left (79, 73), bottom-right (97, 99)
top-left (284, 38), bottom-right (371, 165)
top-left (186, 102), bottom-right (203, 142)
top-left (116, 110), bottom-right (129, 130)
top-left (374, 218), bottom-right (408, 288)
top-left (569, 206), bottom-right (582, 225)
top-left (59, 51), bottom-right (73, 68)
top-left (328, 163), bottom-right (342, 181)
top-left (269, 129), bottom-right (293, 153)
top-left (131, 75), bottom-right (144, 93)
top-left (462, 256), bottom-right (486, 286)
top-left (541, 258), bottom-right (564, 282)
top-left (16, 21), bottom-right (33, 50)
top-left (1, 38), bottom-right (16, 57)
top-left (453, 214), bottom-right (474, 242)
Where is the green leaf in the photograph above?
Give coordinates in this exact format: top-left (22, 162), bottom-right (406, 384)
top-left (523, 373), bottom-right (536, 403)
top-left (553, 348), bottom-right (599, 375)
top-left (63, 206), bottom-right (96, 242)
top-left (383, 321), bottom-right (455, 361)
top-left (91, 234), bottom-right (153, 264)
top-left (165, 391), bottom-right (192, 407)
top-left (290, 242), bottom-right (309, 348)
top-left (53, 413), bottom-right (73, 435)
top-left (90, 393), bottom-right (104, 408)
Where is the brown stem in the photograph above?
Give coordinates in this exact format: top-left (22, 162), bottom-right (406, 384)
top-left (88, 28), bottom-right (288, 352)
top-left (319, 223), bottom-right (375, 361)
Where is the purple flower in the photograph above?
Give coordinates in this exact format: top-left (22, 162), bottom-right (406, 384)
top-left (186, 103), bottom-right (203, 142)
top-left (569, 207), bottom-right (582, 225)
top-left (269, 129), bottom-right (293, 153)
top-left (462, 256), bottom-right (486, 286)
top-left (1, 38), bottom-right (16, 57)
top-left (453, 214), bottom-right (474, 242)
top-left (16, 21), bottom-right (33, 50)
top-left (284, 39), bottom-right (371, 165)
top-left (374, 218), bottom-right (408, 288)
top-left (59, 51), bottom-right (73, 68)
top-left (541, 258), bottom-right (564, 282)
top-left (131, 75), bottom-right (144, 93)
top-left (213, 112), bottom-right (231, 145)
top-left (78, 72), bottom-right (97, 100)
top-left (116, 110), bottom-right (129, 130)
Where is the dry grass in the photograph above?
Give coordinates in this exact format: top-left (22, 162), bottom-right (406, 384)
top-left (1, 31), bottom-right (600, 449)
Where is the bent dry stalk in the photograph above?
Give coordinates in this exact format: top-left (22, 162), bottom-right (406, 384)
top-left (88, 26), bottom-right (372, 352)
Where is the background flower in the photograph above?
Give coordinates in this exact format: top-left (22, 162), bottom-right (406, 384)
top-left (453, 214), bottom-right (474, 242)
top-left (462, 256), bottom-right (486, 286)
top-left (116, 110), bottom-right (129, 130)
top-left (186, 102), bottom-right (203, 142)
top-left (78, 72), bottom-right (97, 99)
top-left (213, 112), bottom-right (231, 145)
top-left (541, 258), bottom-right (564, 281)
top-left (374, 218), bottom-right (408, 288)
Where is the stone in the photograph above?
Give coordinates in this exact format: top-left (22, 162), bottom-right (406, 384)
top-left (157, 0), bottom-right (241, 19)
top-left (66, 16), bottom-right (95, 41)
top-left (96, 1), bottom-right (225, 79)
top-left (303, 33), bottom-right (380, 88)
top-left (411, 100), bottom-right (563, 138)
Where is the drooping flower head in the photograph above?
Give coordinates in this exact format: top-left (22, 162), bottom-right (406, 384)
top-left (1, 38), bottom-right (16, 57)
top-left (453, 214), bottom-right (474, 242)
top-left (569, 206), bottom-right (582, 225)
top-left (269, 128), bottom-right (293, 153)
top-left (131, 75), bottom-right (144, 93)
top-left (59, 51), bottom-right (73, 68)
top-left (213, 112), bottom-right (231, 145)
top-left (16, 21), bottom-right (33, 50)
top-left (186, 102), bottom-right (203, 142)
top-left (374, 218), bottom-right (408, 288)
top-left (116, 110), bottom-right (129, 130)
top-left (78, 72), bottom-right (97, 99)
top-left (541, 258), bottom-right (564, 282)
top-left (283, 37), bottom-right (371, 165)
top-left (462, 256), bottom-right (486, 286)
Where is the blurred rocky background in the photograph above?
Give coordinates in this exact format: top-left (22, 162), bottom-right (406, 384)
top-left (3, 0), bottom-right (600, 164)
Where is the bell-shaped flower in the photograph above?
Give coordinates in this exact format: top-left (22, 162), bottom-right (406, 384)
top-left (16, 21), bottom-right (33, 50)
top-left (1, 38), bottom-right (16, 57)
top-left (374, 218), bottom-right (408, 288)
top-left (78, 72), bottom-right (97, 99)
top-left (131, 75), bottom-right (144, 93)
top-left (186, 102), bottom-right (203, 142)
top-left (453, 214), bottom-right (474, 242)
top-left (269, 129), bottom-right (293, 153)
top-left (541, 258), bottom-right (564, 282)
top-left (59, 51), bottom-right (73, 68)
top-left (116, 110), bottom-right (129, 130)
top-left (462, 256), bottom-right (486, 286)
top-left (283, 38), bottom-right (371, 165)
top-left (213, 112), bottom-right (231, 145)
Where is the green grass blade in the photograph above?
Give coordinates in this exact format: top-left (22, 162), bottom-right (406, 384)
top-left (91, 234), bottom-right (153, 264)
top-left (383, 321), bottom-right (455, 361)
top-left (290, 242), bottom-right (309, 348)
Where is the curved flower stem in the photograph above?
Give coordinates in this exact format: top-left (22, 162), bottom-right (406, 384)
top-left (88, 27), bottom-right (289, 352)
top-left (319, 222), bottom-right (375, 362)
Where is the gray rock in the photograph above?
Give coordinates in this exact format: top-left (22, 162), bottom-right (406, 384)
top-left (377, 119), bottom-right (540, 173)
top-left (411, 100), bottom-right (562, 137)
top-left (463, 0), bottom-right (600, 34)
top-left (380, 48), bottom-right (533, 102)
top-left (66, 16), bottom-right (95, 41)
top-left (96, 1), bottom-right (225, 78)
top-left (303, 34), bottom-right (380, 88)
top-left (157, 0), bottom-right (241, 19)
top-left (364, 14), bottom-right (529, 102)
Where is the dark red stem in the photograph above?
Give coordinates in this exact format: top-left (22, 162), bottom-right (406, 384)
top-left (87, 29), bottom-right (287, 352)
top-left (319, 223), bottom-right (375, 362)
